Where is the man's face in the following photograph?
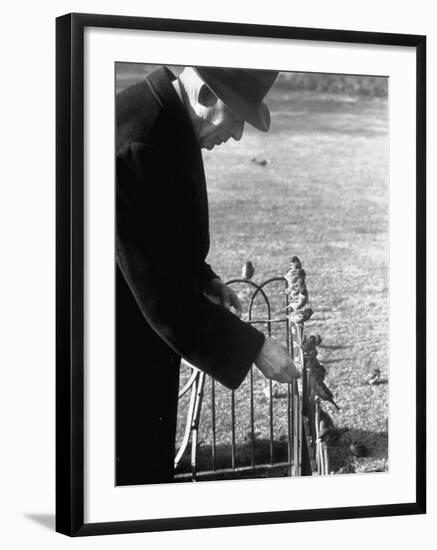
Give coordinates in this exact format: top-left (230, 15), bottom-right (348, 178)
top-left (194, 93), bottom-right (245, 151)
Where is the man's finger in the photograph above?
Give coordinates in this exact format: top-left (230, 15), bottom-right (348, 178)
top-left (288, 364), bottom-right (301, 379)
top-left (230, 293), bottom-right (243, 317)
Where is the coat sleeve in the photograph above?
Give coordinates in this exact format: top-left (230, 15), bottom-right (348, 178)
top-left (196, 261), bottom-right (219, 290)
top-left (116, 141), bottom-right (265, 390)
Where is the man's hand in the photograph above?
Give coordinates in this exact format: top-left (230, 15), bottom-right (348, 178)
top-left (254, 337), bottom-right (301, 383)
top-left (204, 278), bottom-right (242, 318)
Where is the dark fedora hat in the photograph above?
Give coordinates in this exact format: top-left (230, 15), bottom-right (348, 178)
top-left (193, 67), bottom-right (278, 132)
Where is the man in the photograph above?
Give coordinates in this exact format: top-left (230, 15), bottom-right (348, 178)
top-left (116, 65), bottom-right (300, 485)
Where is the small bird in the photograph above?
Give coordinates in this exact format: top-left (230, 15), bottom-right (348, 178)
top-left (314, 335), bottom-right (323, 346)
top-left (302, 334), bottom-right (321, 357)
top-left (285, 268), bottom-right (306, 286)
top-left (350, 440), bottom-right (368, 457)
top-left (319, 427), bottom-right (349, 446)
top-left (288, 278), bottom-right (307, 291)
top-left (318, 407), bottom-right (335, 432)
top-left (309, 374), bottom-right (340, 411)
top-left (288, 307), bottom-right (313, 324)
top-left (365, 368), bottom-right (381, 385)
top-left (306, 356), bottom-right (326, 382)
top-left (241, 261), bottom-right (255, 280)
top-left (250, 156), bottom-right (270, 166)
top-left (288, 256), bottom-right (302, 271)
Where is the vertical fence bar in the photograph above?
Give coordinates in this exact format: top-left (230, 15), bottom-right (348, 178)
top-left (266, 318), bottom-right (274, 465)
top-left (190, 372), bottom-right (205, 481)
top-left (295, 380), bottom-right (301, 476)
top-left (314, 398), bottom-right (321, 475)
top-left (296, 323), bottom-right (306, 475)
top-left (288, 320), bottom-right (294, 475)
top-left (287, 382), bottom-right (292, 475)
top-left (211, 378), bottom-right (216, 471)
top-left (292, 324), bottom-right (301, 476)
top-left (269, 378), bottom-right (274, 465)
top-left (250, 367), bottom-right (255, 467)
top-left (231, 389), bottom-right (236, 469)
top-left (323, 444), bottom-right (329, 475)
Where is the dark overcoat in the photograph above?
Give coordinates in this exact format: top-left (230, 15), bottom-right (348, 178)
top-left (116, 67), bottom-right (265, 485)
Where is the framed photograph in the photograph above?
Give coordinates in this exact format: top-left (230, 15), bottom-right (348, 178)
top-left (56, 12), bottom-right (426, 536)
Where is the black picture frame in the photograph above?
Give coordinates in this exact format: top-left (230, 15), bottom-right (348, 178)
top-left (56, 12), bottom-right (426, 537)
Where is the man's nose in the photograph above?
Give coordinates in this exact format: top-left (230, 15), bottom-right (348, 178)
top-left (230, 120), bottom-right (244, 141)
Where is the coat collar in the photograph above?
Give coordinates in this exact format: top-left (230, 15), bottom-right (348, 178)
top-left (147, 67), bottom-right (199, 148)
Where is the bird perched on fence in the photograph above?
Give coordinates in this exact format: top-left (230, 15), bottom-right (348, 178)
top-left (350, 440), bottom-right (368, 457)
top-left (288, 307), bottom-right (313, 324)
top-left (286, 269), bottom-right (306, 286)
top-left (306, 356), bottom-right (326, 382)
top-left (319, 427), bottom-right (349, 446)
top-left (288, 256), bottom-right (302, 272)
top-left (309, 371), bottom-right (340, 411)
top-left (241, 261), bottom-right (255, 280)
top-left (284, 256), bottom-right (309, 311)
top-left (365, 368), bottom-right (381, 385)
top-left (318, 407), bottom-right (335, 432)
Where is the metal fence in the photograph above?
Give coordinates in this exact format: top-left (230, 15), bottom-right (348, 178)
top-left (174, 260), bottom-right (330, 481)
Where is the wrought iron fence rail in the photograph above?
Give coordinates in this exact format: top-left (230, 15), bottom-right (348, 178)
top-left (174, 259), bottom-right (329, 480)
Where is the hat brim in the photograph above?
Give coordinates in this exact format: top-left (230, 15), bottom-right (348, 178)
top-left (194, 68), bottom-right (271, 132)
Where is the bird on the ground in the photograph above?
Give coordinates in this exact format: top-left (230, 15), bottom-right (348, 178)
top-left (350, 440), bottom-right (368, 457)
top-left (250, 156), bottom-right (270, 166)
top-left (365, 368), bottom-right (381, 385)
top-left (241, 261), bottom-right (255, 280)
top-left (309, 374), bottom-right (340, 411)
top-left (319, 427), bottom-right (349, 446)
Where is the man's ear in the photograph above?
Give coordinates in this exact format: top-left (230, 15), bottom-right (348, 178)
top-left (198, 84), bottom-right (218, 107)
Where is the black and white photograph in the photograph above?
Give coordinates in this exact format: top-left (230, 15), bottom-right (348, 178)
top-left (115, 63), bottom-right (389, 486)
top-left (54, 12), bottom-right (425, 537)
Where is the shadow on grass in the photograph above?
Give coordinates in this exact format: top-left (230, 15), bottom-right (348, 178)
top-left (320, 344), bottom-right (354, 351)
top-left (176, 438), bottom-right (290, 477)
top-left (323, 357), bottom-right (352, 364)
top-left (328, 429), bottom-right (388, 473)
top-left (176, 428), bottom-right (388, 479)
